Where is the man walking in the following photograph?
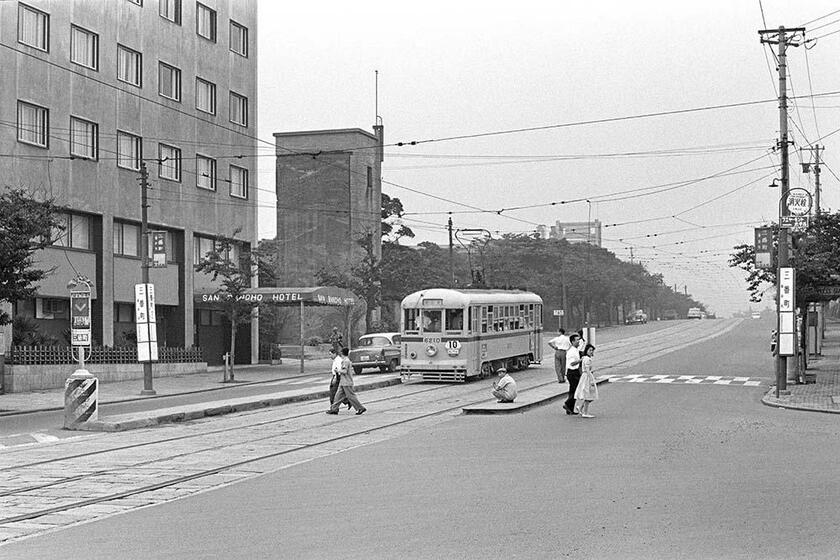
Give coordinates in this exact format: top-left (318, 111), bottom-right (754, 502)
top-left (326, 348), bottom-right (367, 415)
top-left (562, 333), bottom-right (582, 415)
top-left (548, 328), bottom-right (571, 383)
top-left (328, 347), bottom-right (350, 409)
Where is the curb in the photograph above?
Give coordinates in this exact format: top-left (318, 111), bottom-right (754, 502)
top-left (760, 387), bottom-right (840, 414)
top-left (462, 378), bottom-right (611, 415)
top-left (72, 377), bottom-right (403, 432)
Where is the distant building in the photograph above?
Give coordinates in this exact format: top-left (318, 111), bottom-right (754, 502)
top-left (550, 220), bottom-right (602, 246)
top-left (273, 126), bottom-right (384, 286)
top-left (0, 0), bottom-right (260, 365)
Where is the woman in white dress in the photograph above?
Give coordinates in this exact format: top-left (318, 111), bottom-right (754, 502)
top-left (574, 344), bottom-right (598, 418)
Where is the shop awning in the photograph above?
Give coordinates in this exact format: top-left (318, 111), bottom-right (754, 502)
top-left (194, 286), bottom-right (356, 307)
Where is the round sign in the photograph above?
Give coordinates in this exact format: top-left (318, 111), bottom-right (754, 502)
top-left (785, 188), bottom-right (812, 216)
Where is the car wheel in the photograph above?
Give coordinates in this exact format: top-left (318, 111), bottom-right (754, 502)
top-left (353, 366), bottom-right (363, 375)
top-left (387, 359), bottom-right (398, 372)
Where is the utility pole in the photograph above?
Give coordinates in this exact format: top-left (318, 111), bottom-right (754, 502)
top-left (448, 216), bottom-right (454, 287)
top-left (139, 162), bottom-right (155, 395)
top-left (802, 144), bottom-right (822, 214)
top-left (760, 25), bottom-right (805, 396)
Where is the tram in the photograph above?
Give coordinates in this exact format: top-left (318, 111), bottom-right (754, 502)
top-left (399, 288), bottom-right (543, 382)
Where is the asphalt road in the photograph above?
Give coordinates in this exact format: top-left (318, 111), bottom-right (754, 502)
top-left (7, 317), bottom-right (837, 559)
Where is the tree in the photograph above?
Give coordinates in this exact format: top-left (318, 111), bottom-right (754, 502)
top-left (195, 230), bottom-right (271, 381)
top-left (381, 193), bottom-right (414, 242)
top-left (0, 189), bottom-right (64, 326)
top-left (315, 229), bottom-right (381, 336)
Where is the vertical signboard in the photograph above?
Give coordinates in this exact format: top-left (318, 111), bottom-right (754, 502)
top-left (135, 283), bottom-right (159, 362)
top-left (70, 291), bottom-right (92, 347)
top-left (778, 267), bottom-right (795, 356)
top-left (151, 231), bottom-right (167, 268)
top-left (754, 227), bottom-right (773, 270)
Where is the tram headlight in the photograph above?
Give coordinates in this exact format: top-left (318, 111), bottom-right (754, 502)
top-left (425, 344), bottom-right (438, 357)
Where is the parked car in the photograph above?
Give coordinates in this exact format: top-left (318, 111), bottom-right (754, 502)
top-left (349, 332), bottom-right (401, 374)
top-left (687, 307), bottom-right (703, 319)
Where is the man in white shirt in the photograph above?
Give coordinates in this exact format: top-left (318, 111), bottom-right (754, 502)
top-left (548, 328), bottom-right (572, 383)
top-left (491, 367), bottom-right (517, 403)
top-left (329, 348), bottom-right (349, 409)
top-left (563, 334), bottom-right (582, 415)
top-left (327, 348), bottom-right (367, 415)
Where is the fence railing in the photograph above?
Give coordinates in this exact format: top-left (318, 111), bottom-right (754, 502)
top-left (8, 346), bottom-right (204, 365)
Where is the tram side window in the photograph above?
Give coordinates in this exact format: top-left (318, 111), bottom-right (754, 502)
top-left (404, 308), bottom-right (419, 334)
top-left (445, 308), bottom-right (463, 332)
top-left (481, 306), bottom-right (488, 333)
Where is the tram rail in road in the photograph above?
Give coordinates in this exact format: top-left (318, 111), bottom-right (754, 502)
top-left (0, 318), bottom-right (742, 545)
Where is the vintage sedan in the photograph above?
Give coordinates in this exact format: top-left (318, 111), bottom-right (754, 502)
top-left (349, 332), bottom-right (401, 374)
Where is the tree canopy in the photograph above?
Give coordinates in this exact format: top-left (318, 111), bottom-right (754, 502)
top-left (0, 189), bottom-right (64, 326)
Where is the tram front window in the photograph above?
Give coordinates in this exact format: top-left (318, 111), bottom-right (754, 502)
top-left (419, 310), bottom-right (442, 332)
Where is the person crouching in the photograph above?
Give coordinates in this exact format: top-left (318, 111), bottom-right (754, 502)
top-left (491, 367), bottom-right (517, 403)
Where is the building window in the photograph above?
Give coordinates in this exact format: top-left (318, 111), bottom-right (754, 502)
top-left (230, 21), bottom-right (248, 57)
top-left (158, 62), bottom-right (181, 101)
top-left (18, 4), bottom-right (49, 51)
top-left (159, 144), bottom-right (181, 181)
top-left (229, 92), bottom-right (247, 126)
top-left (117, 131), bottom-right (142, 170)
top-left (70, 117), bottom-right (98, 160)
top-left (196, 155), bottom-right (216, 190)
top-left (36, 298), bottom-right (68, 320)
top-left (367, 166), bottom-right (373, 191)
top-left (53, 212), bottom-right (92, 250)
top-left (229, 165), bottom-right (248, 199)
top-left (194, 235), bottom-right (215, 264)
top-left (115, 303), bottom-right (134, 323)
top-left (117, 44), bottom-right (142, 87)
top-left (196, 3), bottom-right (216, 42)
top-left (159, 0), bottom-right (181, 24)
top-left (113, 221), bottom-right (140, 256)
top-left (195, 78), bottom-right (216, 114)
top-left (17, 101), bottom-right (48, 148)
top-left (70, 25), bottom-right (98, 70)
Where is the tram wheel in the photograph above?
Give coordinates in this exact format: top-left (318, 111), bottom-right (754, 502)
top-left (480, 363), bottom-right (493, 379)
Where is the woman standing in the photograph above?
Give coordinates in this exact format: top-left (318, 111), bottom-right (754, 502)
top-left (574, 344), bottom-right (599, 418)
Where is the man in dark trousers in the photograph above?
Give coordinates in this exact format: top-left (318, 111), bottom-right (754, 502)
top-left (326, 348), bottom-right (367, 415)
top-left (563, 333), bottom-right (582, 415)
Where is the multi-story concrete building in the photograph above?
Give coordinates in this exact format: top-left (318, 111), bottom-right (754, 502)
top-left (0, 0), bottom-right (259, 365)
top-left (273, 126), bottom-right (384, 284)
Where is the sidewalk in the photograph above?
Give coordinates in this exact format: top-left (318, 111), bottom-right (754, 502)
top-left (761, 320), bottom-right (840, 414)
top-left (0, 357), bottom-right (340, 416)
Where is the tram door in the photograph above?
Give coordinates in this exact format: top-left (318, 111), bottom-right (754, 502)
top-left (529, 303), bottom-right (542, 362)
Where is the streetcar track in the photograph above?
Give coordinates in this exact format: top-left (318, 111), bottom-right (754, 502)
top-left (0, 320), bottom-right (739, 531)
top-left (0, 380), bottom-right (557, 526)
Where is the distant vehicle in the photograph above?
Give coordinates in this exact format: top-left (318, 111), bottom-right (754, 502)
top-left (625, 310), bottom-right (648, 324)
top-left (751, 312), bottom-right (761, 319)
top-left (662, 309), bottom-right (679, 320)
top-left (687, 307), bottom-right (703, 319)
top-left (349, 332), bottom-right (401, 375)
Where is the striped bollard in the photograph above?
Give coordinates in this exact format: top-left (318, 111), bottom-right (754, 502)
top-left (64, 369), bottom-right (98, 429)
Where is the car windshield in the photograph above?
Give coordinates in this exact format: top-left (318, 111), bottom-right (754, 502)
top-left (359, 336), bottom-right (390, 347)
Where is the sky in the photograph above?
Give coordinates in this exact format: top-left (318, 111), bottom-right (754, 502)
top-left (255, 1), bottom-right (840, 318)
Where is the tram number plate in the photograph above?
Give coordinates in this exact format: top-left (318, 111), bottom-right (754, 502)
top-left (423, 337), bottom-right (442, 344)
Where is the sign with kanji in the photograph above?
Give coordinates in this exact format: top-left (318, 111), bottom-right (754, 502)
top-left (70, 291), bottom-right (91, 347)
top-left (778, 267), bottom-right (795, 356)
top-left (135, 283), bottom-right (158, 362)
top-left (784, 188), bottom-right (812, 216)
top-left (754, 227), bottom-right (773, 269)
top-left (780, 215), bottom-right (809, 232)
top-left (151, 231), bottom-right (167, 268)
